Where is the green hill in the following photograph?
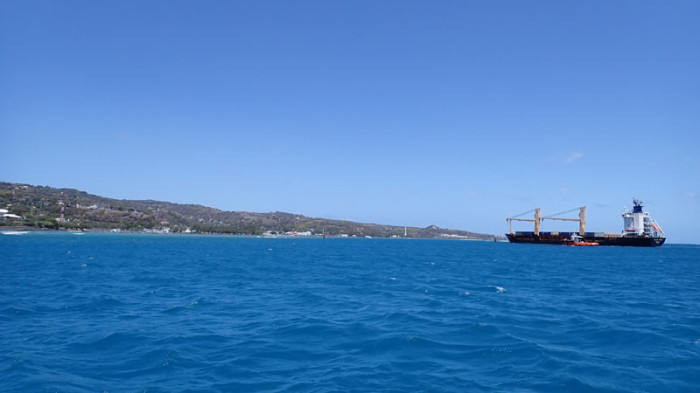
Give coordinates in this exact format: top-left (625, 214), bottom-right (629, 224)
top-left (0, 182), bottom-right (499, 240)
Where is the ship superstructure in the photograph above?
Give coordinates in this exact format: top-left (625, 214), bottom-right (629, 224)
top-left (505, 199), bottom-right (665, 247)
top-left (622, 199), bottom-right (664, 238)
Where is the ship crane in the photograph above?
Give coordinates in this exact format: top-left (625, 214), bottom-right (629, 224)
top-left (507, 206), bottom-right (586, 236)
top-left (541, 206), bottom-right (586, 236)
top-left (506, 208), bottom-right (541, 235)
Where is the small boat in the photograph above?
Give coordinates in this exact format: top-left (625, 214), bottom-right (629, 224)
top-left (566, 240), bottom-right (599, 246)
top-left (563, 234), bottom-right (598, 246)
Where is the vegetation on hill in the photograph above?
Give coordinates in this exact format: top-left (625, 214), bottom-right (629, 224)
top-left (0, 182), bottom-right (499, 240)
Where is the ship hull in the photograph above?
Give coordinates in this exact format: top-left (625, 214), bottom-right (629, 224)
top-left (506, 232), bottom-right (665, 247)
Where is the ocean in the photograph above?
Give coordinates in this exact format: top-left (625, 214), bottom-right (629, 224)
top-left (1, 232), bottom-right (698, 392)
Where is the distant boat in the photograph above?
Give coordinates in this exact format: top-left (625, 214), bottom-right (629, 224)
top-left (506, 199), bottom-right (665, 247)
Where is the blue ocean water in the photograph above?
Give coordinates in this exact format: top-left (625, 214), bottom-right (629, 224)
top-left (1, 233), bottom-right (698, 393)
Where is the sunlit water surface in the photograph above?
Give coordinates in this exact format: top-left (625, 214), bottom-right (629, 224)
top-left (1, 233), bottom-right (698, 392)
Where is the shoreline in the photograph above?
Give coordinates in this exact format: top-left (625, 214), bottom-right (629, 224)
top-left (0, 226), bottom-right (502, 241)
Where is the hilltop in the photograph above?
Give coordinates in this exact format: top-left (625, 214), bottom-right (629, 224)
top-left (0, 182), bottom-right (499, 240)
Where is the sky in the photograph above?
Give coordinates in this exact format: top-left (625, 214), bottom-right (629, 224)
top-left (1, 1), bottom-right (699, 243)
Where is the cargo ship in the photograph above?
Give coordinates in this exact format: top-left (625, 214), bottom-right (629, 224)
top-left (505, 199), bottom-right (665, 247)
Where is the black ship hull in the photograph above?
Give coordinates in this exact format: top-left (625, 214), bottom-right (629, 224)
top-left (506, 232), bottom-right (665, 247)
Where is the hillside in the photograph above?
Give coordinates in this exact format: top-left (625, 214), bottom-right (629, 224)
top-left (0, 182), bottom-right (500, 240)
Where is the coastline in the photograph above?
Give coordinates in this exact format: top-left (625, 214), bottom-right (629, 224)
top-left (0, 226), bottom-right (504, 241)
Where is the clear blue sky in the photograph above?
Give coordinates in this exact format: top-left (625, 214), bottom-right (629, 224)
top-left (1, 1), bottom-right (699, 243)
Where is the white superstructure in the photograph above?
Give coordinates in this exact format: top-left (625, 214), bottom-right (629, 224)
top-left (622, 199), bottom-right (664, 237)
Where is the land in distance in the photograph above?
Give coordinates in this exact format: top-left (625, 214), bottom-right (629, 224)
top-left (0, 182), bottom-right (502, 240)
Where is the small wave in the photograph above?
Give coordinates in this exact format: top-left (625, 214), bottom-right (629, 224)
top-left (163, 305), bottom-right (187, 314)
top-left (1, 231), bottom-right (29, 235)
top-left (495, 286), bottom-right (506, 293)
top-left (0, 306), bottom-right (36, 316)
top-left (160, 350), bottom-right (176, 368)
top-left (60, 296), bottom-right (127, 313)
top-left (70, 332), bottom-right (150, 352)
